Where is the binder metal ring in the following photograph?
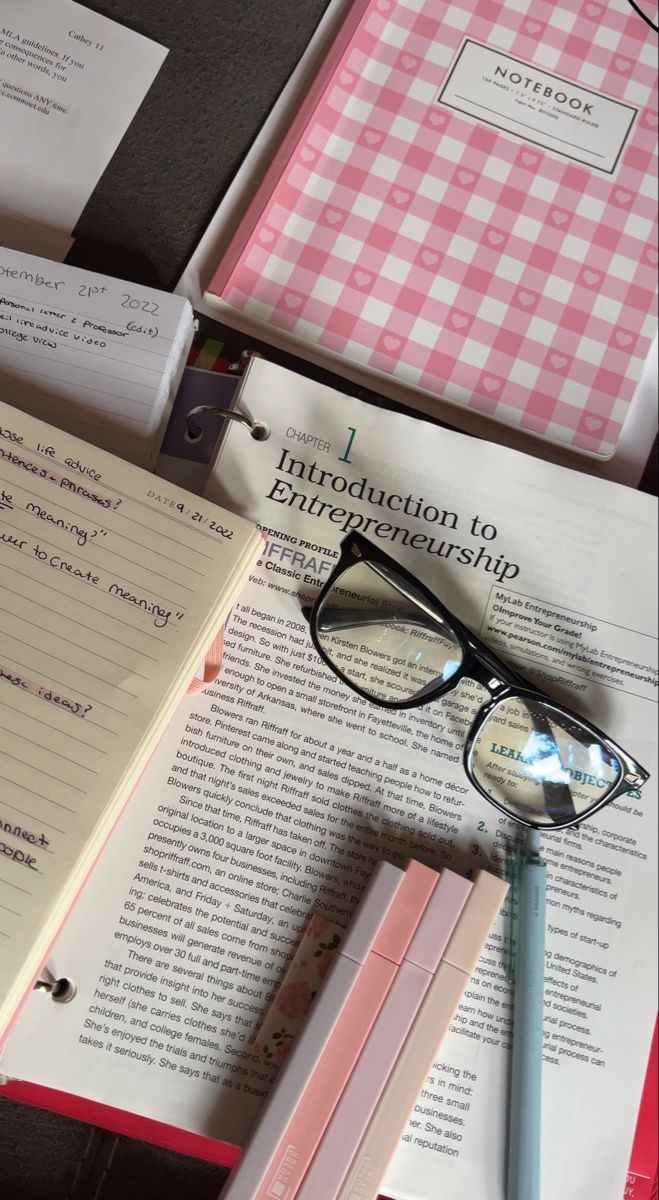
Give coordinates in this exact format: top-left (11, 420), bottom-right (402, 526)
top-left (33, 975), bottom-right (77, 1003)
top-left (185, 406), bottom-right (270, 444)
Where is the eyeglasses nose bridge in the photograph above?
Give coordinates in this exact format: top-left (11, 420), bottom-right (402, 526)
top-left (464, 660), bottom-right (508, 696)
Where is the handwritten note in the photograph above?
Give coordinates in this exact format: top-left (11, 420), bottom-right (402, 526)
top-left (0, 0), bottom-right (167, 242)
top-left (0, 399), bottom-right (260, 1038)
top-left (0, 246), bottom-right (194, 467)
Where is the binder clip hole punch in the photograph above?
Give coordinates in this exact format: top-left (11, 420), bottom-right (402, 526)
top-left (184, 406), bottom-right (270, 445)
top-left (33, 971), bottom-right (77, 1004)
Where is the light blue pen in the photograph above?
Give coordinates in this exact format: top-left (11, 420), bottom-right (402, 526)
top-left (507, 825), bottom-right (546, 1200)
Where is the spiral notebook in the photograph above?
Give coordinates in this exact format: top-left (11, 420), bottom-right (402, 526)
top-left (0, 398), bottom-right (261, 1044)
top-left (199, 0), bottom-right (658, 462)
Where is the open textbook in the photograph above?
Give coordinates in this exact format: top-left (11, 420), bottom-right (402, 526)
top-left (0, 398), bottom-right (261, 1043)
top-left (1, 360), bottom-right (657, 1200)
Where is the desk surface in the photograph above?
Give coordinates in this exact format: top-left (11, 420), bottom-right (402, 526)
top-left (0, 2), bottom-right (656, 1197)
top-left (67, 0), bottom-right (329, 292)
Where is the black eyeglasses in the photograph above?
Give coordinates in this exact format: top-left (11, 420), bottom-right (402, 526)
top-left (304, 533), bottom-right (649, 831)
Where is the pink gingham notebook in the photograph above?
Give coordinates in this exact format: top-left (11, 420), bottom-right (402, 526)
top-left (206, 0), bottom-right (658, 459)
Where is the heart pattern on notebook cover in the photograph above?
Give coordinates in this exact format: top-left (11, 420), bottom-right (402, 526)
top-left (450, 312), bottom-right (471, 330)
top-left (584, 416), bottom-right (603, 431)
top-left (483, 376), bottom-right (502, 393)
top-left (224, 0), bottom-right (657, 461)
top-left (549, 354), bottom-right (569, 370)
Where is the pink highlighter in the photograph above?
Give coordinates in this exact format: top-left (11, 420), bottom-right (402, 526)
top-left (251, 859), bottom-right (440, 1200)
top-left (295, 868), bottom-right (473, 1200)
top-left (219, 859), bottom-right (436, 1200)
top-left (335, 869), bottom-right (509, 1200)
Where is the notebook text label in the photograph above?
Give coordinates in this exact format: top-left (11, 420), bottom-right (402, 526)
top-left (437, 39), bottom-right (637, 174)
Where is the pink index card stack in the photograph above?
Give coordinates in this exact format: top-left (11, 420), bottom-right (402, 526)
top-left (219, 858), bottom-right (508, 1200)
top-left (204, 0), bottom-right (658, 461)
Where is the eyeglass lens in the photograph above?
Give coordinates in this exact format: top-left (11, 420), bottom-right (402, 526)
top-left (471, 697), bottom-right (621, 826)
top-left (315, 561), bottom-right (463, 704)
top-left (316, 560), bottom-right (623, 827)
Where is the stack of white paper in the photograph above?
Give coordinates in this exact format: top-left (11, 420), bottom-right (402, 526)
top-left (0, 0), bottom-right (167, 259)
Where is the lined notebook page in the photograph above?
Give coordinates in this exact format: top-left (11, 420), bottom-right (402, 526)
top-left (0, 399), bottom-right (261, 1035)
top-left (0, 247), bottom-right (194, 468)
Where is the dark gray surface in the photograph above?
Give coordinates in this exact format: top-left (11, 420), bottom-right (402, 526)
top-left (1, 1094), bottom-right (230, 1198)
top-left (68, 0), bottom-right (331, 291)
top-left (1, 1), bottom-right (331, 1196)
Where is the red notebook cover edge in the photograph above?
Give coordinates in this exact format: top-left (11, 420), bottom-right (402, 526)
top-left (0, 1078), bottom-right (241, 1169)
top-left (625, 1017), bottom-right (659, 1200)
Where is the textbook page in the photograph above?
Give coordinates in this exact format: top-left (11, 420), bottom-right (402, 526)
top-left (0, 399), bottom-right (260, 1041)
top-left (1, 361), bottom-right (657, 1200)
top-left (0, 0), bottom-right (166, 242)
top-left (0, 247), bottom-right (194, 468)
